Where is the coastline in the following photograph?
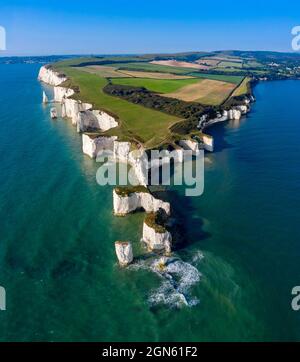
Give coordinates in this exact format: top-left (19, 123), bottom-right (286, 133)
top-left (38, 64), bottom-right (255, 266)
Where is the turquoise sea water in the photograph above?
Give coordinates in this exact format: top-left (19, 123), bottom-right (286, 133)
top-left (0, 63), bottom-right (299, 341)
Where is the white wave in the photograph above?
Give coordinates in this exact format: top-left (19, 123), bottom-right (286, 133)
top-left (191, 250), bottom-right (205, 265)
top-left (130, 255), bottom-right (202, 309)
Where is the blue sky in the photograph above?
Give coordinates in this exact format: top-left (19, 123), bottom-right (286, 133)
top-left (0, 0), bottom-right (299, 56)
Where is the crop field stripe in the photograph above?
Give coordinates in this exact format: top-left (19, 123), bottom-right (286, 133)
top-left (104, 62), bottom-right (196, 75)
top-left (163, 79), bottom-right (236, 105)
top-left (187, 72), bottom-right (244, 84)
top-left (111, 77), bottom-right (201, 94)
top-left (115, 70), bottom-right (195, 79)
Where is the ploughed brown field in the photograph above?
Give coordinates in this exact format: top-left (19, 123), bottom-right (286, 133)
top-left (150, 60), bottom-right (209, 70)
top-left (163, 78), bottom-right (236, 105)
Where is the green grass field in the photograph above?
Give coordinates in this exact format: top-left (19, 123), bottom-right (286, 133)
top-left (231, 77), bottom-right (252, 97)
top-left (216, 61), bottom-right (243, 68)
top-left (53, 65), bottom-right (181, 148)
top-left (112, 77), bottom-right (201, 93)
top-left (106, 62), bottom-right (196, 74)
top-left (188, 72), bottom-right (244, 84)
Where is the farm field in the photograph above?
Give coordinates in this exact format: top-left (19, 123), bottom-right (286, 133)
top-left (206, 56), bottom-right (243, 62)
top-left (188, 72), bottom-right (244, 84)
top-left (217, 61), bottom-right (243, 68)
top-left (164, 79), bottom-right (236, 105)
top-left (112, 77), bottom-right (201, 93)
top-left (195, 58), bottom-right (220, 67)
top-left (78, 65), bottom-right (132, 78)
top-left (151, 60), bottom-right (208, 70)
top-left (116, 70), bottom-right (195, 79)
top-left (104, 62), bottom-right (194, 74)
top-left (54, 66), bottom-right (180, 148)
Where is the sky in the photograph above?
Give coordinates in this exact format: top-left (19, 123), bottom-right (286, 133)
top-left (0, 0), bottom-right (300, 56)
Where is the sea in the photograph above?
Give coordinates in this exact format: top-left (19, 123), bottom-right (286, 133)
top-left (0, 63), bottom-right (299, 341)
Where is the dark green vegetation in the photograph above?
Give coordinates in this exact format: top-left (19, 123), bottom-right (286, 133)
top-left (114, 186), bottom-right (150, 197)
top-left (144, 210), bottom-right (169, 233)
top-left (103, 83), bottom-right (213, 130)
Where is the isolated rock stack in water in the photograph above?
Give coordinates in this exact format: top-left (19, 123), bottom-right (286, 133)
top-left (115, 241), bottom-right (133, 266)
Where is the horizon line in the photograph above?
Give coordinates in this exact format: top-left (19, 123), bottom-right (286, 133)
top-left (1, 49), bottom-right (300, 58)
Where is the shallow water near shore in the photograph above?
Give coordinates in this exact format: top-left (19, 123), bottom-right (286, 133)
top-left (0, 63), bottom-right (300, 341)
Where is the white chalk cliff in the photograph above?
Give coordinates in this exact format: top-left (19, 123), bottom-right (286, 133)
top-left (115, 241), bottom-right (133, 266)
top-left (113, 189), bottom-right (170, 216)
top-left (82, 135), bottom-right (147, 185)
top-left (202, 133), bottom-right (214, 152)
top-left (179, 139), bottom-right (201, 152)
top-left (77, 109), bottom-right (118, 133)
top-left (82, 134), bottom-right (117, 158)
top-left (38, 65), bottom-right (67, 86)
top-left (54, 86), bottom-right (75, 102)
top-left (38, 66), bottom-right (119, 133)
top-left (142, 222), bottom-right (172, 254)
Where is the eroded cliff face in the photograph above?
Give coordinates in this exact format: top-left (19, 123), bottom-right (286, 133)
top-left (82, 135), bottom-right (147, 185)
top-left (179, 139), bottom-right (201, 152)
top-left (202, 134), bottom-right (214, 152)
top-left (38, 66), bottom-right (67, 86)
top-left (228, 109), bottom-right (242, 120)
top-left (54, 86), bottom-right (75, 102)
top-left (40, 67), bottom-right (119, 133)
top-left (77, 110), bottom-right (118, 133)
top-left (61, 98), bottom-right (93, 125)
top-left (113, 189), bottom-right (170, 216)
top-left (142, 222), bottom-right (172, 254)
top-left (82, 134), bottom-right (117, 158)
top-left (235, 105), bottom-right (248, 114)
top-left (115, 241), bottom-right (133, 266)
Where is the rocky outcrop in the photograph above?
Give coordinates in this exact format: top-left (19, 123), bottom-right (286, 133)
top-left (228, 109), bottom-right (242, 120)
top-left (113, 141), bottom-right (131, 162)
top-left (142, 221), bottom-right (172, 254)
top-left (112, 141), bottom-right (147, 186)
top-left (77, 110), bottom-right (118, 133)
top-left (115, 241), bottom-right (133, 266)
top-left (201, 133), bottom-right (214, 152)
top-left (82, 134), bottom-right (117, 158)
top-left (235, 105), bottom-right (248, 114)
top-left (38, 65), bottom-right (67, 86)
top-left (61, 98), bottom-right (92, 125)
top-left (113, 188), bottom-right (170, 216)
top-left (50, 107), bottom-right (57, 119)
top-left (54, 86), bottom-right (74, 102)
top-left (82, 135), bottom-right (147, 185)
top-left (179, 139), bottom-right (201, 152)
top-left (42, 91), bottom-right (48, 104)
